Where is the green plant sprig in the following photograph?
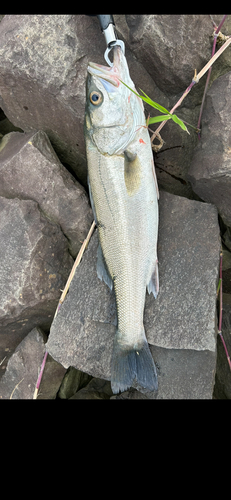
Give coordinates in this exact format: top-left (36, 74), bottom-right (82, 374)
top-left (120, 81), bottom-right (190, 134)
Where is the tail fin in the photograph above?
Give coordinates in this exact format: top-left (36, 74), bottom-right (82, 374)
top-left (111, 332), bottom-right (158, 394)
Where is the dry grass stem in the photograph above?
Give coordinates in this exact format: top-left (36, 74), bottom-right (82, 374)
top-left (10, 378), bottom-right (24, 399)
top-left (54, 220), bottom-right (96, 319)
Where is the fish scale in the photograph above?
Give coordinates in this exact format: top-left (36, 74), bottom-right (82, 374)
top-left (85, 46), bottom-right (159, 393)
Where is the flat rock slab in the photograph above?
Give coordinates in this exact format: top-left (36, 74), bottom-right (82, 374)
top-left (113, 346), bottom-right (216, 399)
top-left (145, 193), bottom-right (219, 351)
top-left (47, 192), bottom-right (220, 398)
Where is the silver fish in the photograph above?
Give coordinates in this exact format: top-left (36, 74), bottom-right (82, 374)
top-left (84, 46), bottom-right (159, 394)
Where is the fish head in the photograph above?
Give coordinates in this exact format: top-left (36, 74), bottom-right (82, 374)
top-left (85, 46), bottom-right (144, 155)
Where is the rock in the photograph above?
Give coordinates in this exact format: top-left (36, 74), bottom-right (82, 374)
top-left (70, 377), bottom-right (113, 399)
top-left (223, 228), bottom-right (231, 252)
top-left (213, 294), bottom-right (231, 399)
top-left (221, 245), bottom-right (231, 295)
top-left (0, 14), bottom-right (105, 184)
top-left (115, 16), bottom-right (208, 200)
top-left (0, 14), bottom-right (205, 198)
top-left (124, 15), bottom-right (231, 99)
top-left (0, 130), bottom-right (93, 257)
top-left (46, 191), bottom-right (220, 398)
top-left (114, 15), bottom-right (231, 201)
top-left (37, 354), bottom-right (67, 399)
top-left (57, 366), bottom-right (92, 399)
top-left (188, 71), bottom-right (231, 227)
top-left (112, 345), bottom-right (216, 399)
top-left (152, 104), bottom-right (201, 200)
top-left (144, 194), bottom-right (219, 351)
top-left (0, 117), bottom-right (23, 136)
top-left (0, 15), bottom-right (164, 186)
top-left (221, 246), bottom-right (231, 271)
top-left (0, 196), bottom-right (73, 368)
top-left (0, 327), bottom-right (46, 399)
top-left (0, 14), bottom-right (164, 186)
top-left (70, 389), bottom-right (103, 400)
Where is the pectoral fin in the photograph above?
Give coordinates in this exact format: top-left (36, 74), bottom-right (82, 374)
top-left (124, 150), bottom-right (137, 163)
top-left (147, 260), bottom-right (159, 299)
top-left (97, 243), bottom-right (113, 291)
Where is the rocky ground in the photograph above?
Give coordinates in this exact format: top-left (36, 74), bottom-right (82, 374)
top-left (0, 14), bottom-right (231, 399)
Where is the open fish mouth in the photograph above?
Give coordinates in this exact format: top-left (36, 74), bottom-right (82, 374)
top-left (87, 46), bottom-right (123, 88)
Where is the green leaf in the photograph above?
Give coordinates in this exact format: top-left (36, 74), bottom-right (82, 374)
top-left (119, 80), bottom-right (169, 114)
top-left (148, 115), bottom-right (172, 124)
top-left (171, 114), bottom-right (190, 134)
top-left (139, 89), bottom-right (170, 114)
top-left (119, 80), bottom-right (142, 98)
top-left (119, 80), bottom-right (190, 134)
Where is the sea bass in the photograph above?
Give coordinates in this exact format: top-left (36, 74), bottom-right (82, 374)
top-left (84, 46), bottom-right (159, 394)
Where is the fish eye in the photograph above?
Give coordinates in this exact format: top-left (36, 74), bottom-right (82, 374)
top-left (89, 91), bottom-right (102, 105)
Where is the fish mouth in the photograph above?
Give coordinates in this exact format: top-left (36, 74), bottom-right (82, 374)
top-left (87, 46), bottom-right (122, 88)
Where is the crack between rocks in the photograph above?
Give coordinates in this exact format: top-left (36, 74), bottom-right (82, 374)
top-left (155, 164), bottom-right (187, 185)
top-left (155, 145), bottom-right (183, 155)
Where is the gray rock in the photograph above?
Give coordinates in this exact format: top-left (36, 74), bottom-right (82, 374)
top-left (114, 15), bottom-right (215, 199)
top-left (0, 130), bottom-right (93, 257)
top-left (37, 354), bottom-right (67, 399)
top-left (112, 346), bottom-right (216, 399)
top-left (0, 327), bottom-right (46, 399)
top-left (0, 196), bottom-right (73, 367)
top-left (57, 366), bottom-right (92, 399)
top-left (70, 389), bottom-right (104, 400)
top-left (0, 117), bottom-right (23, 136)
top-left (144, 194), bottom-right (219, 352)
top-left (213, 294), bottom-right (231, 399)
top-left (124, 15), bottom-right (231, 99)
top-left (152, 104), bottom-right (202, 200)
top-left (70, 377), bottom-right (113, 399)
top-left (0, 14), bottom-right (206, 198)
top-left (0, 15), bottom-right (167, 187)
top-left (188, 71), bottom-right (231, 227)
top-left (221, 246), bottom-right (231, 271)
top-left (0, 14), bottom-right (101, 184)
top-left (46, 191), bottom-right (220, 398)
